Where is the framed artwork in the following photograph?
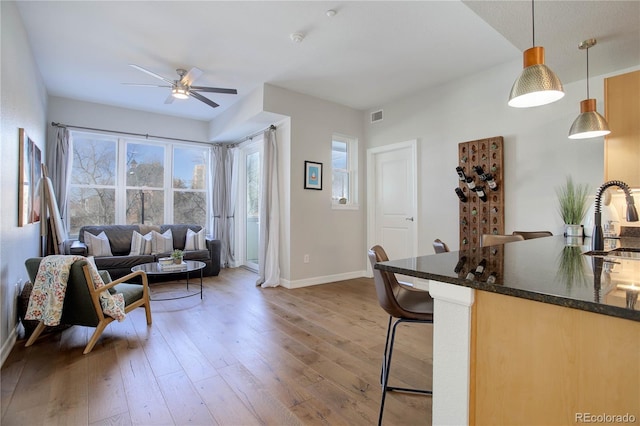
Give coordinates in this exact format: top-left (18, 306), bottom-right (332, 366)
top-left (18, 128), bottom-right (42, 226)
top-left (304, 161), bottom-right (323, 190)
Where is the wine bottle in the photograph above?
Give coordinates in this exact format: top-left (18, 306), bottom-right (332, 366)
top-left (473, 165), bottom-right (486, 178)
top-left (465, 177), bottom-right (476, 190)
top-left (486, 272), bottom-right (497, 284)
top-left (485, 174), bottom-right (498, 191)
top-left (475, 185), bottom-right (488, 202)
top-left (475, 259), bottom-right (487, 277)
top-left (454, 256), bottom-right (467, 273)
top-left (455, 187), bottom-right (467, 202)
top-left (456, 166), bottom-right (467, 181)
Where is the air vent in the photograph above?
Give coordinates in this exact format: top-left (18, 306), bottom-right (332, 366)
top-left (370, 109), bottom-right (383, 123)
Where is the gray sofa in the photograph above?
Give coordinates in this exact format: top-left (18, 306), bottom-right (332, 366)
top-left (65, 224), bottom-right (221, 279)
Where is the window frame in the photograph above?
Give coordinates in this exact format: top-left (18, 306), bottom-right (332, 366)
top-left (68, 130), bottom-right (211, 237)
top-left (331, 133), bottom-right (359, 210)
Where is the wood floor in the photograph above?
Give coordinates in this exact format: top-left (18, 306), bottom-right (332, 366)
top-left (1, 267), bottom-right (433, 425)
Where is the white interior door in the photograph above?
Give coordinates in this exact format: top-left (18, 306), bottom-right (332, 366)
top-left (367, 140), bottom-right (418, 275)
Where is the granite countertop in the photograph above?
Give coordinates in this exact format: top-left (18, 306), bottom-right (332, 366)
top-left (376, 235), bottom-right (640, 322)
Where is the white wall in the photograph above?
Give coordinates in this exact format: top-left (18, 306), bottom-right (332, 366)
top-left (364, 59), bottom-right (638, 255)
top-left (0, 1), bottom-right (49, 364)
top-left (263, 84), bottom-right (366, 285)
top-left (48, 97), bottom-right (210, 143)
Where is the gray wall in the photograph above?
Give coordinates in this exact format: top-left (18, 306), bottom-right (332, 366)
top-left (0, 1), bottom-right (48, 363)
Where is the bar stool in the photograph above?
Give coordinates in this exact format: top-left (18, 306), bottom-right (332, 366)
top-left (368, 245), bottom-right (433, 425)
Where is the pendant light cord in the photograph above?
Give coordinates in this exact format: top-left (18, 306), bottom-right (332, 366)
top-left (586, 47), bottom-right (590, 98)
top-left (531, 0), bottom-right (535, 46)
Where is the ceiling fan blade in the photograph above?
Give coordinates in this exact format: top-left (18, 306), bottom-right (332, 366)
top-left (164, 94), bottom-right (175, 104)
top-left (190, 91), bottom-right (219, 108)
top-left (182, 67), bottom-right (203, 86)
top-left (122, 83), bottom-right (171, 88)
top-left (190, 86), bottom-right (238, 95)
top-left (129, 64), bottom-right (174, 85)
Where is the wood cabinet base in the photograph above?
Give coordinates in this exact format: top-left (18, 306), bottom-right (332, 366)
top-left (472, 291), bottom-right (639, 425)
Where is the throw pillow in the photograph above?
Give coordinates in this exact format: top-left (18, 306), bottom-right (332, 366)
top-left (84, 231), bottom-right (113, 257)
top-left (184, 228), bottom-right (206, 251)
top-left (151, 229), bottom-right (173, 254)
top-left (129, 231), bottom-right (152, 255)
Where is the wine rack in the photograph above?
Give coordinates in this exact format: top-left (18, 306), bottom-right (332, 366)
top-left (457, 136), bottom-right (504, 252)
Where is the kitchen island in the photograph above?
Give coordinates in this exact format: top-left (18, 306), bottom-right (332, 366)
top-left (376, 236), bottom-right (639, 425)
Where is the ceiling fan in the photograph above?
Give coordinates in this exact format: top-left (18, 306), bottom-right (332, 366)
top-left (125, 64), bottom-right (237, 108)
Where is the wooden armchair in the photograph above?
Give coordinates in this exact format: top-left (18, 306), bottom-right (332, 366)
top-left (24, 257), bottom-right (152, 354)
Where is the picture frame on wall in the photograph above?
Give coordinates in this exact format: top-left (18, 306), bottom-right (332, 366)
top-left (18, 128), bottom-right (42, 226)
top-left (304, 161), bottom-right (323, 190)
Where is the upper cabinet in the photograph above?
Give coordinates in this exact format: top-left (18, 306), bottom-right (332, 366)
top-left (604, 70), bottom-right (640, 188)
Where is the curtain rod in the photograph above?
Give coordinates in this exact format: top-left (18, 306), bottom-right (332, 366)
top-left (51, 122), bottom-right (211, 145)
top-left (232, 124), bottom-right (277, 145)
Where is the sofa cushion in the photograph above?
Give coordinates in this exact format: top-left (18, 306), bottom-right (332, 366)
top-left (85, 231), bottom-right (113, 257)
top-left (94, 255), bottom-right (155, 270)
top-left (129, 231), bottom-right (152, 255)
top-left (161, 224), bottom-right (202, 250)
top-left (80, 225), bottom-right (141, 256)
top-left (150, 229), bottom-right (173, 254)
top-left (185, 228), bottom-right (206, 250)
top-left (157, 249), bottom-right (209, 261)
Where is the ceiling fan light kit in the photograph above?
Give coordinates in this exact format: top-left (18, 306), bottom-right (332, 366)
top-left (126, 64), bottom-right (237, 109)
top-left (568, 38), bottom-right (611, 140)
top-left (171, 86), bottom-right (189, 99)
top-left (508, 0), bottom-right (564, 108)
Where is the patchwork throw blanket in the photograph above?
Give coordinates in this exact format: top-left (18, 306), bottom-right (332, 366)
top-left (25, 255), bottom-right (126, 326)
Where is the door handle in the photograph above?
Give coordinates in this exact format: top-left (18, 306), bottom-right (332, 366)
top-left (405, 217), bottom-right (414, 222)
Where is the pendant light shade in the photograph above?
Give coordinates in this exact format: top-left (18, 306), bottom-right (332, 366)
top-left (568, 39), bottom-right (611, 140)
top-left (508, 0), bottom-right (564, 108)
top-left (509, 46), bottom-right (565, 108)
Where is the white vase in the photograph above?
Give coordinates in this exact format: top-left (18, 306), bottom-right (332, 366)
top-left (565, 224), bottom-right (583, 237)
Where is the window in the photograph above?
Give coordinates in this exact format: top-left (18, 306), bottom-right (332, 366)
top-left (331, 134), bottom-right (358, 208)
top-left (173, 146), bottom-right (208, 225)
top-left (69, 134), bottom-right (117, 234)
top-left (68, 131), bottom-right (210, 236)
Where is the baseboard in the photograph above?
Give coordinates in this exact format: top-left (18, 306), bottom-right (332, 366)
top-left (1, 326), bottom-right (19, 367)
top-left (280, 270), bottom-right (367, 289)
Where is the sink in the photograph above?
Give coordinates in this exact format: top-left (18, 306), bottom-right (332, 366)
top-left (583, 248), bottom-right (640, 260)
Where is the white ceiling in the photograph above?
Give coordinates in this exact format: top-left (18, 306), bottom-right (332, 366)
top-left (14, 1), bottom-right (640, 123)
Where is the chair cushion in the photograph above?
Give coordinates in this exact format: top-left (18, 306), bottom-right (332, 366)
top-left (85, 231), bottom-right (113, 257)
top-left (113, 283), bottom-right (144, 307)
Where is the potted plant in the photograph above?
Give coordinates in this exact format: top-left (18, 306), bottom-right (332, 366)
top-left (556, 176), bottom-right (590, 238)
top-left (171, 249), bottom-right (184, 264)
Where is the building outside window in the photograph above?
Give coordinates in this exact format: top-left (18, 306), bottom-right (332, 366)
top-left (68, 131), bottom-right (210, 236)
top-left (331, 134), bottom-right (358, 209)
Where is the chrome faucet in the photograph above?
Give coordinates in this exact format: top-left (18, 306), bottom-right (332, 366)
top-left (592, 180), bottom-right (639, 251)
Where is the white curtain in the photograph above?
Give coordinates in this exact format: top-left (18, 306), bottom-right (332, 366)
top-left (256, 126), bottom-right (280, 287)
top-left (225, 147), bottom-right (238, 266)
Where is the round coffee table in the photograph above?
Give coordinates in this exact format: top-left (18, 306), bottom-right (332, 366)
top-left (132, 260), bottom-right (205, 300)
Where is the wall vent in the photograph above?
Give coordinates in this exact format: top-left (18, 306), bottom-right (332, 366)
top-left (370, 109), bottom-right (383, 123)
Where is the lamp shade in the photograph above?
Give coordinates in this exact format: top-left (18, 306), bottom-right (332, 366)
top-left (172, 87), bottom-right (189, 99)
top-left (509, 47), bottom-right (564, 108)
top-left (568, 99), bottom-right (611, 139)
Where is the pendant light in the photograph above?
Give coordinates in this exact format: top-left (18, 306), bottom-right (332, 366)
top-left (508, 0), bottom-right (564, 108)
top-left (568, 39), bottom-right (611, 139)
